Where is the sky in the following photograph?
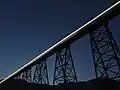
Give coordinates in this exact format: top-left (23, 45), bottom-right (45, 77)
top-left (0, 0), bottom-right (120, 84)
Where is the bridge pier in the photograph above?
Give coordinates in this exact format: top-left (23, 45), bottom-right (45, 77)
top-left (90, 23), bottom-right (120, 81)
top-left (53, 45), bottom-right (77, 85)
top-left (21, 68), bottom-right (32, 83)
top-left (14, 68), bottom-right (32, 83)
top-left (13, 59), bottom-right (49, 84)
top-left (33, 59), bottom-right (49, 84)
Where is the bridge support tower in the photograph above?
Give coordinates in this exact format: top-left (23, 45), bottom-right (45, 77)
top-left (53, 45), bottom-right (77, 85)
top-left (90, 23), bottom-right (120, 81)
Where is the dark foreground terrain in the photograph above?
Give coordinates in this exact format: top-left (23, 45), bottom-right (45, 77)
top-left (0, 78), bottom-right (120, 90)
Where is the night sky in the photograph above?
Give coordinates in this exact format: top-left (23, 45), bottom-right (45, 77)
top-left (0, 0), bottom-right (120, 84)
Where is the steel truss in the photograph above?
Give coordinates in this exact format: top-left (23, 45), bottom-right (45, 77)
top-left (53, 45), bottom-right (77, 85)
top-left (21, 68), bottom-right (32, 83)
top-left (14, 68), bottom-right (32, 83)
top-left (90, 23), bottom-right (120, 81)
top-left (33, 59), bottom-right (49, 84)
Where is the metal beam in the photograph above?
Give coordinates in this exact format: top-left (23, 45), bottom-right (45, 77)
top-left (0, 1), bottom-right (120, 84)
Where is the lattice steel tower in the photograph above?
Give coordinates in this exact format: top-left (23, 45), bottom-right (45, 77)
top-left (53, 45), bottom-right (77, 85)
top-left (33, 59), bottom-right (49, 84)
top-left (90, 23), bottom-right (120, 81)
top-left (14, 68), bottom-right (32, 83)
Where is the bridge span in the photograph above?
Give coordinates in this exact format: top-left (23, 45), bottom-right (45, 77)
top-left (0, 1), bottom-right (120, 85)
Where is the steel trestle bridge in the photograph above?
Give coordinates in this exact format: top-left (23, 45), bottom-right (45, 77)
top-left (0, 1), bottom-right (120, 85)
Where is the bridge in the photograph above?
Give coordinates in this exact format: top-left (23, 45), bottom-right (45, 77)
top-left (0, 0), bottom-right (120, 86)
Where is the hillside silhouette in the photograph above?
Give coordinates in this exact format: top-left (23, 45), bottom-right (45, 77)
top-left (0, 78), bottom-right (120, 90)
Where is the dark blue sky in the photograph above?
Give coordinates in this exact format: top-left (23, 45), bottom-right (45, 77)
top-left (0, 0), bottom-right (120, 84)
